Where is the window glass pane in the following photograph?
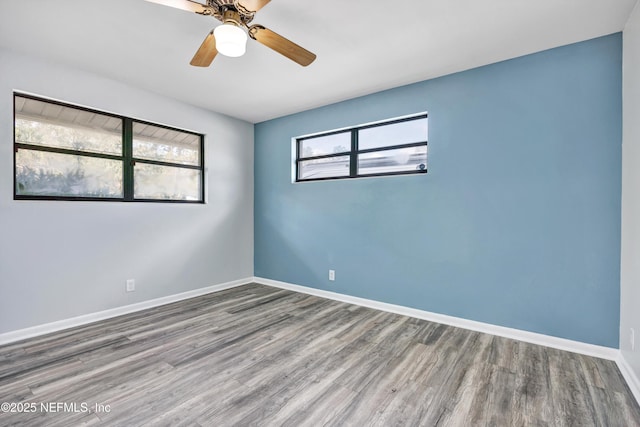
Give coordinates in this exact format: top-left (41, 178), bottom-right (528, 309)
top-left (16, 149), bottom-right (123, 198)
top-left (14, 96), bottom-right (122, 156)
top-left (299, 132), bottom-right (350, 158)
top-left (133, 122), bottom-right (201, 166)
top-left (358, 117), bottom-right (428, 150)
top-left (134, 163), bottom-right (202, 201)
top-left (358, 145), bottom-right (427, 176)
top-left (299, 156), bottom-right (350, 180)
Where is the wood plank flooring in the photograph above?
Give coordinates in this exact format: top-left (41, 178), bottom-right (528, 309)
top-left (0, 283), bottom-right (639, 426)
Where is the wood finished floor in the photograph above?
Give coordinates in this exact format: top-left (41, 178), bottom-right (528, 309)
top-left (0, 283), bottom-right (639, 426)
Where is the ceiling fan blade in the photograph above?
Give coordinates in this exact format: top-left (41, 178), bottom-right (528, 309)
top-left (190, 31), bottom-right (218, 67)
top-left (249, 26), bottom-right (316, 66)
top-left (236, 0), bottom-right (271, 13)
top-left (145, 0), bottom-right (210, 15)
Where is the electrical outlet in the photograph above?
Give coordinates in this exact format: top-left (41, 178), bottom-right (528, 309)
top-left (631, 328), bottom-right (635, 351)
top-left (126, 279), bottom-right (135, 292)
top-left (329, 270), bottom-right (335, 281)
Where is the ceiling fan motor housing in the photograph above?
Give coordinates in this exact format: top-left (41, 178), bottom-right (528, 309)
top-left (221, 9), bottom-right (243, 27)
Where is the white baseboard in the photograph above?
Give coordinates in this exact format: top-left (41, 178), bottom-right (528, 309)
top-left (0, 277), bottom-right (252, 346)
top-left (617, 353), bottom-right (640, 404)
top-left (253, 276), bottom-right (619, 361)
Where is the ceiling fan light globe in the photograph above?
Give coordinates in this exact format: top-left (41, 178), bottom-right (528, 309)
top-left (214, 24), bottom-right (247, 57)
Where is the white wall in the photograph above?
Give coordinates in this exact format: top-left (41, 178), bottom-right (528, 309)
top-left (0, 48), bottom-right (254, 334)
top-left (621, 2), bottom-right (640, 385)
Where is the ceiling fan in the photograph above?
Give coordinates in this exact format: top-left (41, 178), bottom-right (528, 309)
top-left (146, 0), bottom-right (316, 67)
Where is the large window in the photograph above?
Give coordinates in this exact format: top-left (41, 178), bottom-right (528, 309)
top-left (295, 114), bottom-right (428, 182)
top-left (14, 94), bottom-right (204, 202)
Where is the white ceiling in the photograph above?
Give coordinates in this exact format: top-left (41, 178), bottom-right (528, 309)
top-left (0, 0), bottom-right (637, 123)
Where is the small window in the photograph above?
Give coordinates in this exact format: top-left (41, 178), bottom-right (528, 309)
top-left (131, 122), bottom-right (203, 201)
top-left (14, 94), bottom-right (204, 202)
top-left (295, 114), bottom-right (427, 182)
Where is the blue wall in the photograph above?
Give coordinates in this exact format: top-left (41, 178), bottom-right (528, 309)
top-left (254, 34), bottom-right (622, 348)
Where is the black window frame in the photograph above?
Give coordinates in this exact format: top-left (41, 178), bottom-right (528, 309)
top-left (13, 93), bottom-right (205, 203)
top-left (295, 113), bottom-right (428, 182)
